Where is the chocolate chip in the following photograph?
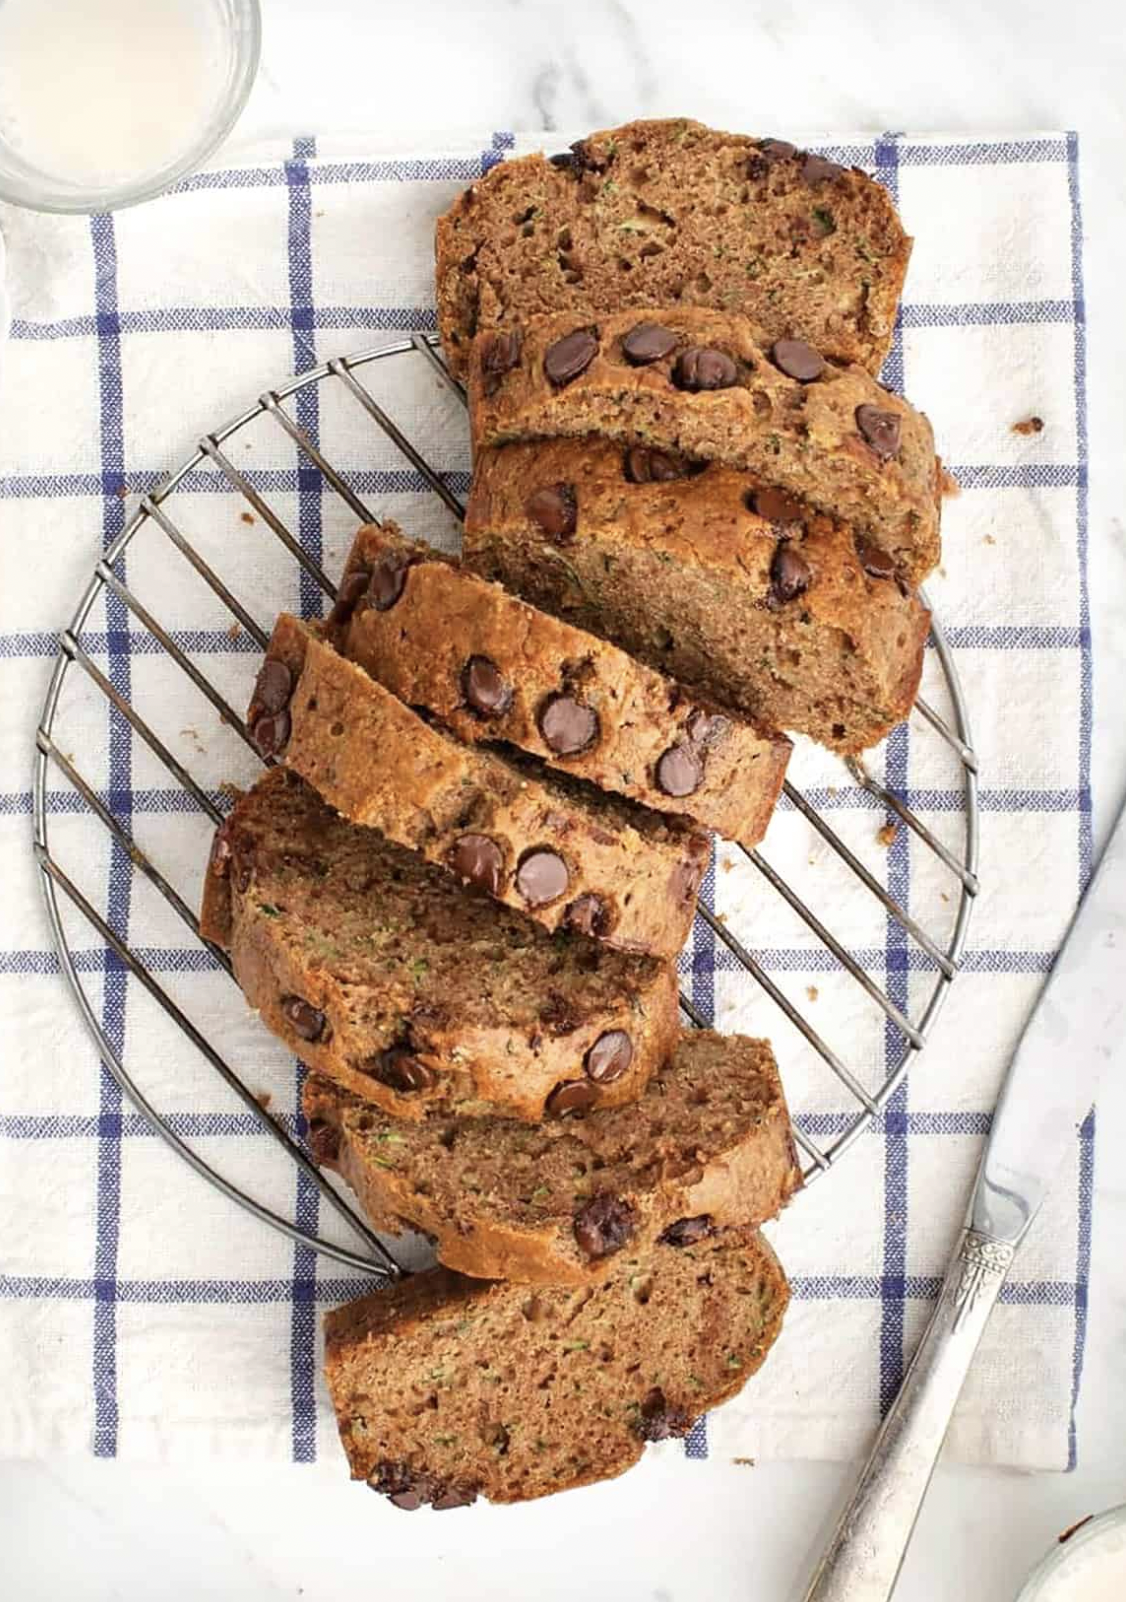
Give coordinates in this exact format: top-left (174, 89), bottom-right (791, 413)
top-left (544, 327), bottom-right (599, 386)
top-left (673, 346), bottom-right (738, 392)
top-left (573, 1193), bottom-right (636, 1259)
top-left (548, 150), bottom-right (576, 169)
top-left (562, 892), bottom-right (611, 938)
top-left (635, 1386), bottom-right (691, 1442)
top-left (546, 1079), bottom-right (600, 1117)
top-left (770, 338), bottom-right (825, 383)
top-left (656, 743), bottom-right (704, 798)
top-left (769, 542), bottom-right (812, 606)
top-left (659, 1214), bottom-right (714, 1247)
top-left (624, 446), bottom-right (698, 483)
top-left (251, 708), bottom-right (291, 757)
top-left (326, 569), bottom-right (371, 629)
top-left (253, 657), bottom-right (293, 715)
top-left (308, 1118), bottom-right (341, 1166)
top-left (462, 655), bottom-right (513, 718)
top-left (431, 1486), bottom-right (477, 1511)
top-left (281, 994), bottom-right (325, 1042)
top-left (479, 329), bottom-right (522, 395)
top-left (515, 848), bottom-right (569, 907)
top-left (802, 153), bottom-right (845, 184)
top-left (621, 322), bottom-right (679, 366)
top-left (567, 139), bottom-right (608, 176)
top-left (364, 1046), bottom-right (434, 1094)
top-left (527, 482), bottom-right (577, 541)
top-left (855, 404), bottom-right (902, 461)
top-left (757, 138), bottom-right (797, 166)
top-left (208, 823), bottom-right (232, 877)
top-left (450, 834), bottom-right (504, 895)
top-left (684, 709), bottom-right (731, 748)
top-left (855, 536), bottom-right (897, 580)
top-left (366, 551), bottom-right (412, 611)
top-left (670, 856), bottom-right (705, 908)
top-left (584, 1029), bottom-right (633, 1083)
top-left (749, 487), bottom-right (806, 526)
top-left (539, 693), bottom-right (599, 756)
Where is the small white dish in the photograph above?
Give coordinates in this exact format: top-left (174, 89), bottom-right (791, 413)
top-left (1015, 1504), bottom-right (1126, 1600)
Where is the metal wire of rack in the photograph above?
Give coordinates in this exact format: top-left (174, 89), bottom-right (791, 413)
top-left (32, 333), bottom-right (980, 1281)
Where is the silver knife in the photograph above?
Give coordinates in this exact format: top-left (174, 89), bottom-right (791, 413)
top-left (803, 791), bottom-right (1126, 1602)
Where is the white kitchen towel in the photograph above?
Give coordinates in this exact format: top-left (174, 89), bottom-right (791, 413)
top-left (0, 130), bottom-right (1091, 1472)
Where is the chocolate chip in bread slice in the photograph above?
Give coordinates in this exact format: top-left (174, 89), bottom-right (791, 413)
top-left (326, 522), bottom-right (791, 849)
top-left (468, 306), bottom-right (941, 588)
top-left (436, 118), bottom-right (910, 381)
top-left (200, 768), bottom-right (679, 1122)
top-left (305, 1029), bottom-right (801, 1284)
top-left (464, 438), bottom-right (931, 754)
top-left (324, 1226), bottom-right (789, 1506)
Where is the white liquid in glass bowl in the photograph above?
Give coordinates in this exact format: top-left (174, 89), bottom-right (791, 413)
top-left (0, 0), bottom-right (260, 211)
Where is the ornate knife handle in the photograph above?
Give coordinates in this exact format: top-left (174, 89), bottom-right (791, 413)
top-left (802, 1228), bottom-right (1016, 1602)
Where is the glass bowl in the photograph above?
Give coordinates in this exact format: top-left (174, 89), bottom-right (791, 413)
top-left (0, 0), bottom-right (261, 214)
top-left (1015, 1503), bottom-right (1126, 1599)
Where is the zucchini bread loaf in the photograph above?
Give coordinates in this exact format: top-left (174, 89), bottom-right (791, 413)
top-left (464, 439), bottom-right (931, 753)
top-left (304, 1029), bottom-right (802, 1284)
top-left (327, 523), bottom-right (791, 848)
top-left (324, 1226), bottom-right (789, 1506)
top-left (436, 118), bottom-right (910, 381)
top-left (468, 307), bottom-right (941, 587)
top-left (250, 616), bottom-right (709, 959)
top-left (200, 768), bottom-right (679, 1122)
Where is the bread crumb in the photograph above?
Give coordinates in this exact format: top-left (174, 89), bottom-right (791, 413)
top-left (732, 1456), bottom-right (756, 1467)
top-left (716, 911), bottom-right (729, 925)
top-left (1058, 1514), bottom-right (1093, 1544)
top-left (1012, 415), bottom-right (1044, 436)
top-left (940, 891), bottom-right (950, 904)
top-left (115, 484), bottom-right (129, 500)
top-left (254, 1090), bottom-right (272, 1112)
top-left (826, 784), bottom-right (838, 797)
top-left (180, 725), bottom-right (206, 755)
top-left (939, 467), bottom-right (961, 498)
top-left (240, 510), bottom-right (255, 525)
top-left (983, 534), bottom-right (995, 545)
top-left (720, 855), bottom-right (735, 873)
top-left (877, 822), bottom-right (897, 848)
top-left (806, 985), bottom-right (819, 1003)
top-left (227, 620), bottom-right (241, 640)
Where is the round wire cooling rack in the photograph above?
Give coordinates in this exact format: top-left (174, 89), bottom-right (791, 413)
top-left (33, 333), bottom-right (980, 1282)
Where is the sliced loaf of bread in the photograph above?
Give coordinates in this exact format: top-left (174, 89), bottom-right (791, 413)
top-left (249, 615), bottom-right (709, 959)
top-left (200, 768), bottom-right (679, 1122)
top-left (327, 523), bottom-right (791, 848)
top-left (324, 1226), bottom-right (789, 1506)
top-left (468, 307), bottom-right (940, 587)
top-left (304, 1029), bottom-right (801, 1284)
top-left (436, 118), bottom-right (910, 380)
top-left (464, 438), bottom-right (931, 753)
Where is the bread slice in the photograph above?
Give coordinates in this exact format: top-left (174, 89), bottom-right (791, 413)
top-left (250, 615), bottom-right (709, 959)
top-left (304, 1029), bottom-right (801, 1284)
top-left (464, 439), bottom-right (931, 754)
top-left (468, 307), bottom-right (941, 587)
top-left (324, 1226), bottom-right (789, 1506)
top-left (327, 523), bottom-right (791, 849)
top-left (199, 768), bottom-right (679, 1122)
top-left (436, 118), bottom-right (910, 380)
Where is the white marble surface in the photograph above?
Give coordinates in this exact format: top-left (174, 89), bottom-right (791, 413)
top-left (3, 1), bottom-right (1126, 1597)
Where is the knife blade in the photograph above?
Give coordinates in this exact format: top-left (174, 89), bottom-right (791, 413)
top-left (804, 789), bottom-right (1126, 1602)
top-left (974, 792), bottom-right (1126, 1245)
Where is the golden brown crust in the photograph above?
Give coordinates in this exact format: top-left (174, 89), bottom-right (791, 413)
top-left (203, 769), bottom-right (680, 1123)
top-left (303, 1030), bottom-right (802, 1285)
top-left (464, 439), bottom-right (931, 753)
top-left (436, 119), bottom-right (910, 379)
top-left (331, 523), bottom-right (791, 849)
top-left (324, 1228), bottom-right (790, 1504)
top-left (257, 615), bottom-right (709, 959)
top-left (467, 307), bottom-right (940, 587)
